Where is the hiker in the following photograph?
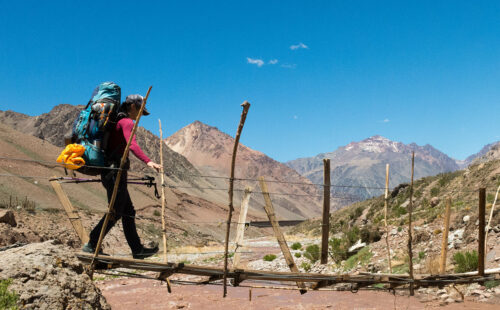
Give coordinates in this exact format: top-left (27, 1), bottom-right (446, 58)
top-left (82, 94), bottom-right (162, 259)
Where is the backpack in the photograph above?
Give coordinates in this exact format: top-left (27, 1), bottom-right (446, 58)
top-left (71, 82), bottom-right (121, 175)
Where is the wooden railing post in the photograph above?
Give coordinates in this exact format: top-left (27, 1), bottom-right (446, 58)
top-left (232, 187), bottom-right (252, 269)
top-left (384, 164), bottom-right (392, 273)
top-left (258, 177), bottom-right (307, 294)
top-left (223, 101), bottom-right (250, 297)
top-left (321, 159), bottom-right (330, 264)
top-left (478, 188), bottom-right (486, 277)
top-left (439, 197), bottom-right (452, 274)
top-left (408, 152), bottom-right (415, 296)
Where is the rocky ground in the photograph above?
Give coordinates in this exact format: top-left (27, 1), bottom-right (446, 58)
top-left (0, 240), bottom-right (109, 309)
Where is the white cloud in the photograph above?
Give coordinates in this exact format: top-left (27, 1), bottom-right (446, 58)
top-left (281, 63), bottom-right (296, 69)
top-left (290, 42), bottom-right (308, 50)
top-left (247, 57), bottom-right (264, 67)
top-left (268, 59), bottom-right (278, 65)
top-left (383, 119), bottom-right (390, 123)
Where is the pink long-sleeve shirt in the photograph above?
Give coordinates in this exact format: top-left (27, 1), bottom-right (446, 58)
top-left (108, 117), bottom-right (151, 164)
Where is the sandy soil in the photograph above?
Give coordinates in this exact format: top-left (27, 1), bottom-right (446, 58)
top-left (98, 276), bottom-right (500, 310)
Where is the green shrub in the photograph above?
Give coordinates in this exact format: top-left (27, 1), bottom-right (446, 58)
top-left (453, 250), bottom-right (478, 273)
top-left (344, 247), bottom-right (372, 271)
top-left (393, 205), bottom-right (407, 217)
top-left (153, 210), bottom-right (161, 217)
top-left (304, 244), bottom-right (320, 263)
top-left (263, 254), bottom-right (277, 262)
top-left (485, 280), bottom-right (500, 289)
top-left (300, 262), bottom-right (311, 272)
top-left (430, 187), bottom-right (440, 197)
top-left (328, 237), bottom-right (349, 262)
top-left (418, 251), bottom-right (425, 260)
top-left (0, 279), bottom-right (19, 310)
top-left (360, 226), bottom-right (382, 243)
top-left (294, 252), bottom-right (301, 258)
top-left (346, 226), bottom-right (360, 245)
top-left (291, 242), bottom-right (302, 250)
top-left (349, 207), bottom-right (363, 220)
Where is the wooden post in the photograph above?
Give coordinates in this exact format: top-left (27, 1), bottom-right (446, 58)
top-left (158, 119), bottom-right (172, 293)
top-left (408, 152), bottom-right (415, 296)
top-left (89, 86), bottom-right (152, 278)
top-left (159, 120), bottom-right (168, 263)
top-left (478, 188), bottom-right (486, 277)
top-left (223, 101), bottom-right (251, 298)
top-left (485, 185), bottom-right (500, 253)
top-left (49, 178), bottom-right (89, 244)
top-left (321, 159), bottom-right (330, 265)
top-left (258, 177), bottom-right (307, 294)
top-left (383, 164), bottom-right (392, 273)
top-left (439, 197), bottom-right (452, 274)
top-left (233, 187), bottom-right (252, 268)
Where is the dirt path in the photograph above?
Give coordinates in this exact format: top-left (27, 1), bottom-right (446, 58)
top-left (98, 276), bottom-right (499, 310)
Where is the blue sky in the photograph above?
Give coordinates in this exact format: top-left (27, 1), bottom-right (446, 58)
top-left (1, 1), bottom-right (499, 162)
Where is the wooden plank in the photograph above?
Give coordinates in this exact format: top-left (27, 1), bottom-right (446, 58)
top-left (439, 197), bottom-right (452, 274)
top-left (232, 187), bottom-right (252, 268)
top-left (321, 159), bottom-right (330, 264)
top-left (77, 253), bottom-right (500, 287)
top-left (258, 177), bottom-right (307, 294)
top-left (50, 178), bottom-right (89, 244)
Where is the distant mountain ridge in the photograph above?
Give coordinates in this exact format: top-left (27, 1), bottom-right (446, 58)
top-left (286, 135), bottom-right (461, 200)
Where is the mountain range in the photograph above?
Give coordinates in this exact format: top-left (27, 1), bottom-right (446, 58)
top-left (1, 104), bottom-right (499, 218)
top-left (286, 135), bottom-right (496, 201)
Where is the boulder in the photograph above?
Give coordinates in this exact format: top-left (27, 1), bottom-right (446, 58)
top-left (430, 197), bottom-right (440, 207)
top-left (463, 215), bottom-right (470, 224)
top-left (0, 240), bottom-right (110, 309)
top-left (348, 239), bottom-right (366, 255)
top-left (0, 210), bottom-right (16, 227)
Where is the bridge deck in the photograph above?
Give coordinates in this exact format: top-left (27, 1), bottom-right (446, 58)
top-left (77, 253), bottom-right (500, 288)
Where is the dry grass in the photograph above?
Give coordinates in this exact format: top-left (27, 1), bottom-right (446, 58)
top-left (424, 254), bottom-right (440, 274)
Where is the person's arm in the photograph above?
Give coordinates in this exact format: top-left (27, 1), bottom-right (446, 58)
top-left (121, 119), bottom-right (151, 164)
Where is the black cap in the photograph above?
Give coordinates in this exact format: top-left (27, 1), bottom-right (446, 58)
top-left (124, 94), bottom-right (150, 115)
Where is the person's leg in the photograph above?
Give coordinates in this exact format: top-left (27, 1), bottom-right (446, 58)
top-left (86, 170), bottom-right (122, 248)
top-left (119, 188), bottom-right (143, 253)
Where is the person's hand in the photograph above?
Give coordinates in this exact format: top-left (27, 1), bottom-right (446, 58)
top-left (147, 161), bottom-right (162, 172)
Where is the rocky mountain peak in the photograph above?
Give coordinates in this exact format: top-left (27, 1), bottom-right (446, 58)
top-left (344, 135), bottom-right (402, 153)
top-left (166, 120), bottom-right (322, 219)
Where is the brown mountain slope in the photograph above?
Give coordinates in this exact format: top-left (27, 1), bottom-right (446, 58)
top-left (166, 121), bottom-right (322, 219)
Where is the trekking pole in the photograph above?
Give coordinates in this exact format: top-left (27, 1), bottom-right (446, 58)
top-left (223, 101), bottom-right (250, 298)
top-left (89, 86), bottom-right (153, 278)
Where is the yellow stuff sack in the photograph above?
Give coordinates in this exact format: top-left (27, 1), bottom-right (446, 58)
top-left (57, 143), bottom-right (86, 170)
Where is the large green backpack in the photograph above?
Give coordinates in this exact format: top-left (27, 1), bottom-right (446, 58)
top-left (71, 82), bottom-right (121, 174)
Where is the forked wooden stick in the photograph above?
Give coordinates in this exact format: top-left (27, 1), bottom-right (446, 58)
top-left (223, 101), bottom-right (250, 297)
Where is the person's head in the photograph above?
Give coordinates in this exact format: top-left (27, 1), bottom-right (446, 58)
top-left (121, 94), bottom-right (150, 119)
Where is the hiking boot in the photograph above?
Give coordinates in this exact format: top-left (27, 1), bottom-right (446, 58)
top-left (132, 245), bottom-right (159, 259)
top-left (81, 242), bottom-right (106, 255)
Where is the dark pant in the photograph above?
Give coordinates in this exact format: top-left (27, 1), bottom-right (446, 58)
top-left (89, 169), bottom-right (142, 253)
